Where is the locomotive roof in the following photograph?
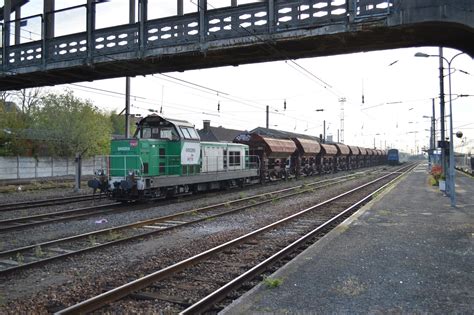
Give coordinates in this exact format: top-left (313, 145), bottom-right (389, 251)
top-left (138, 114), bottom-right (195, 128)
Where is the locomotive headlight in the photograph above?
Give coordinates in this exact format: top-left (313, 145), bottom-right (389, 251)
top-left (95, 169), bottom-right (105, 176)
top-left (128, 170), bottom-right (134, 176)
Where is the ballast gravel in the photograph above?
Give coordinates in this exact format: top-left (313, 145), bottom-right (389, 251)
top-left (0, 167), bottom-right (390, 313)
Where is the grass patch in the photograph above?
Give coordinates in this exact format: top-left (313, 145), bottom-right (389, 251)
top-left (15, 252), bottom-right (24, 265)
top-left (34, 246), bottom-right (44, 258)
top-left (88, 235), bottom-right (97, 246)
top-left (105, 230), bottom-right (122, 241)
top-left (372, 190), bottom-right (383, 199)
top-left (263, 277), bottom-right (283, 288)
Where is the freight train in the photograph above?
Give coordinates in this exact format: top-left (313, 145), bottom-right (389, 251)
top-left (88, 114), bottom-right (388, 201)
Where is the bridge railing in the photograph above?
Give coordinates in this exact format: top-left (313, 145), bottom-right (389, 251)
top-left (1, 0), bottom-right (393, 73)
top-left (49, 32), bottom-right (88, 63)
top-left (356, 0), bottom-right (393, 18)
top-left (206, 2), bottom-right (269, 40)
top-left (276, 0), bottom-right (348, 31)
top-left (146, 13), bottom-right (200, 49)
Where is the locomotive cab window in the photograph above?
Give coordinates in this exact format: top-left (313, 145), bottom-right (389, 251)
top-left (140, 127), bottom-right (152, 139)
top-left (229, 151), bottom-right (241, 166)
top-left (160, 127), bottom-right (179, 140)
top-left (137, 125), bottom-right (179, 140)
top-left (180, 127), bottom-right (199, 140)
top-left (151, 128), bottom-right (160, 138)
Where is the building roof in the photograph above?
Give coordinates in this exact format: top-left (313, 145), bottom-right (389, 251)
top-left (198, 125), bottom-right (246, 142)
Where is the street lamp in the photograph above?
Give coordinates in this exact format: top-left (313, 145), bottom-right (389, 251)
top-left (415, 50), bottom-right (465, 207)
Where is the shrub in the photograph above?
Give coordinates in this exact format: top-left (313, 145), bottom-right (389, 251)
top-left (430, 164), bottom-right (443, 183)
top-left (263, 277), bottom-right (283, 288)
top-left (428, 175), bottom-right (439, 186)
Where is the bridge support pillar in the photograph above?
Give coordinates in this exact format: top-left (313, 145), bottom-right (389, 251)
top-left (43, 0), bottom-right (55, 67)
top-left (178, 0), bottom-right (184, 15)
top-left (86, 0), bottom-right (96, 64)
top-left (199, 0), bottom-right (207, 43)
top-left (347, 0), bottom-right (356, 23)
top-left (44, 0), bottom-right (55, 39)
top-left (14, 6), bottom-right (21, 45)
top-left (3, 0), bottom-right (11, 68)
top-left (268, 0), bottom-right (275, 33)
top-left (139, 0), bottom-right (147, 52)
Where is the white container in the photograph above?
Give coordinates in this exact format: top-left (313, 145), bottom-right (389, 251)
top-left (439, 180), bottom-right (446, 191)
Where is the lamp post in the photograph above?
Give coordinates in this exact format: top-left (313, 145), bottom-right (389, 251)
top-left (415, 50), bottom-right (465, 207)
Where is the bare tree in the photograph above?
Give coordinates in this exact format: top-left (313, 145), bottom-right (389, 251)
top-left (0, 90), bottom-right (14, 104)
top-left (14, 88), bottom-right (44, 114)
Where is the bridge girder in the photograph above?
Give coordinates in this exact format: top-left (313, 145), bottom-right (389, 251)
top-left (1, 0), bottom-right (473, 91)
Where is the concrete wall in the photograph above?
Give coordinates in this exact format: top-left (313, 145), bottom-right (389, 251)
top-left (0, 156), bottom-right (107, 180)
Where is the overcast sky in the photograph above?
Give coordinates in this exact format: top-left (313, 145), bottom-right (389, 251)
top-left (8, 0), bottom-right (474, 153)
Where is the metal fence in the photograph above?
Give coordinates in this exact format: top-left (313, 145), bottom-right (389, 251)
top-left (0, 156), bottom-right (107, 180)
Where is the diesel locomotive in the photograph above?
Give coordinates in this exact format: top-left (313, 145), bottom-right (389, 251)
top-left (89, 114), bottom-right (389, 201)
top-left (88, 115), bottom-right (259, 200)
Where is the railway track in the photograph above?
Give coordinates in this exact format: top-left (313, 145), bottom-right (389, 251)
top-left (0, 171), bottom-right (367, 275)
top-left (0, 202), bottom-right (122, 232)
top-left (0, 194), bottom-right (107, 212)
top-left (456, 167), bottom-right (474, 177)
top-left (53, 163), bottom-right (415, 314)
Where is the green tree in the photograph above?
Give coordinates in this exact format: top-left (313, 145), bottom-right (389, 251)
top-left (0, 100), bottom-right (35, 156)
top-left (36, 90), bottom-right (112, 157)
top-left (110, 110), bottom-right (126, 135)
top-left (109, 110), bottom-right (137, 136)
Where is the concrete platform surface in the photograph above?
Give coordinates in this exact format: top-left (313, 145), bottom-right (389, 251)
top-left (221, 164), bottom-right (474, 314)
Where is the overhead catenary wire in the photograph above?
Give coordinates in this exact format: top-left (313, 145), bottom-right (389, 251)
top-left (5, 1), bottom-right (409, 134)
top-left (190, 0), bottom-right (344, 100)
top-left (7, 1), bottom-right (345, 125)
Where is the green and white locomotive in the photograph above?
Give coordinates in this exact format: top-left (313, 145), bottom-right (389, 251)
top-left (89, 115), bottom-right (259, 201)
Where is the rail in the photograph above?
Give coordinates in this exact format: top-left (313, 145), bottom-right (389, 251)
top-left (55, 164), bottom-right (414, 314)
top-left (0, 171), bottom-right (365, 275)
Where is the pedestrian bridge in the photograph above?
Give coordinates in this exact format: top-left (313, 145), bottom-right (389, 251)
top-left (1, 0), bottom-right (473, 90)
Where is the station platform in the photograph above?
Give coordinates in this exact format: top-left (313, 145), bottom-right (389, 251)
top-left (222, 163), bottom-right (473, 314)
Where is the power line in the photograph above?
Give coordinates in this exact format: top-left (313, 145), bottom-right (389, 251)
top-left (191, 0), bottom-right (343, 99)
